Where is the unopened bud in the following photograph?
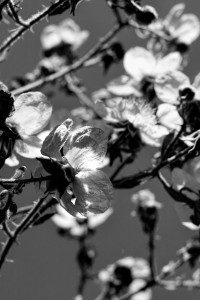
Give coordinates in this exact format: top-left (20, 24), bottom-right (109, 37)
top-left (132, 189), bottom-right (162, 233)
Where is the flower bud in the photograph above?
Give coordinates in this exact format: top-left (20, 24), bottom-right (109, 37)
top-left (136, 6), bottom-right (158, 25)
top-left (132, 189), bottom-right (162, 233)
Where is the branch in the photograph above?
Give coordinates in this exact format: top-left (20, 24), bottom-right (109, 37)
top-left (11, 20), bottom-right (128, 96)
top-left (112, 145), bottom-right (193, 188)
top-left (0, 194), bottom-right (48, 271)
top-left (0, 0), bottom-right (67, 55)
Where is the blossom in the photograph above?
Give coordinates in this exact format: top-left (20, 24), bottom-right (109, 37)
top-left (99, 257), bottom-right (151, 300)
top-left (107, 47), bottom-right (182, 98)
top-left (162, 3), bottom-right (200, 45)
top-left (147, 3), bottom-right (200, 53)
top-left (131, 189), bottom-right (162, 233)
top-left (94, 96), bottom-right (168, 147)
top-left (171, 157), bottom-right (200, 230)
top-left (52, 204), bottom-right (113, 237)
top-left (156, 103), bottom-right (183, 131)
top-left (41, 18), bottom-right (89, 53)
top-left (41, 119), bottom-right (113, 217)
top-left (155, 71), bottom-right (200, 104)
top-left (5, 92), bottom-right (52, 167)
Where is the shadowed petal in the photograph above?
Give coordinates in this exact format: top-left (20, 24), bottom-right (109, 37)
top-left (41, 119), bottom-right (73, 159)
top-left (64, 127), bottom-right (108, 171)
top-left (72, 170), bottom-right (113, 214)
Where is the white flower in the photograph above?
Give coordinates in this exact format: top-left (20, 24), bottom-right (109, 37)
top-left (155, 71), bottom-right (200, 104)
top-left (99, 257), bottom-right (151, 300)
top-left (41, 19), bottom-right (89, 52)
top-left (107, 47), bottom-right (182, 98)
top-left (94, 97), bottom-right (168, 147)
top-left (148, 3), bottom-right (200, 47)
top-left (164, 3), bottom-right (200, 45)
top-left (41, 119), bottom-right (113, 217)
top-left (52, 204), bottom-right (113, 236)
top-left (157, 103), bottom-right (183, 131)
top-left (5, 92), bottom-right (52, 167)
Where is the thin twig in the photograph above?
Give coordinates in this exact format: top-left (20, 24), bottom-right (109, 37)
top-left (0, 0), bottom-right (66, 55)
top-left (11, 20), bottom-right (128, 96)
top-left (148, 230), bottom-right (155, 281)
top-left (0, 194), bottom-right (48, 271)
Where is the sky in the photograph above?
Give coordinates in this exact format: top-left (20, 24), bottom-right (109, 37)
top-left (0, 1), bottom-right (200, 299)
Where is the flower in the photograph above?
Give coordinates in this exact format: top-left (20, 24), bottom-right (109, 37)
top-left (147, 3), bottom-right (200, 52)
top-left (94, 96), bottom-right (168, 147)
top-left (107, 47), bottom-right (182, 98)
top-left (52, 204), bottom-right (113, 237)
top-left (99, 257), bottom-right (151, 300)
top-left (41, 19), bottom-right (89, 53)
top-left (155, 71), bottom-right (200, 132)
top-left (154, 70), bottom-right (200, 104)
top-left (156, 103), bottom-right (183, 131)
top-left (131, 189), bottom-right (162, 233)
top-left (5, 92), bottom-right (52, 167)
top-left (41, 119), bottom-right (113, 217)
top-left (163, 3), bottom-right (200, 45)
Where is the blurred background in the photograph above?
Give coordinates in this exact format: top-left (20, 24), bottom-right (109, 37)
top-left (0, 0), bottom-right (200, 299)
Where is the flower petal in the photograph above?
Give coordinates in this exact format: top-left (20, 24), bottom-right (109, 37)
top-left (157, 103), bottom-right (183, 131)
top-left (72, 170), bottom-right (113, 214)
top-left (129, 279), bottom-right (152, 300)
top-left (165, 3), bottom-right (185, 27)
top-left (123, 47), bottom-right (156, 82)
top-left (64, 126), bottom-right (108, 171)
top-left (165, 4), bottom-right (200, 44)
top-left (41, 119), bottom-right (73, 159)
top-left (5, 154), bottom-right (19, 167)
top-left (41, 25), bottom-right (61, 50)
top-left (107, 76), bottom-right (142, 97)
top-left (156, 52), bottom-right (182, 75)
top-left (140, 125), bottom-right (168, 147)
top-left (15, 133), bottom-right (48, 159)
top-left (8, 92), bottom-right (52, 136)
top-left (59, 19), bottom-right (89, 50)
top-left (88, 208), bottom-right (113, 228)
top-left (155, 71), bottom-right (190, 104)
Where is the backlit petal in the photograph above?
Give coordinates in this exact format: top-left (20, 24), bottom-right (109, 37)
top-left (73, 170), bottom-right (113, 214)
top-left (64, 127), bottom-right (108, 171)
top-left (41, 119), bottom-right (73, 159)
